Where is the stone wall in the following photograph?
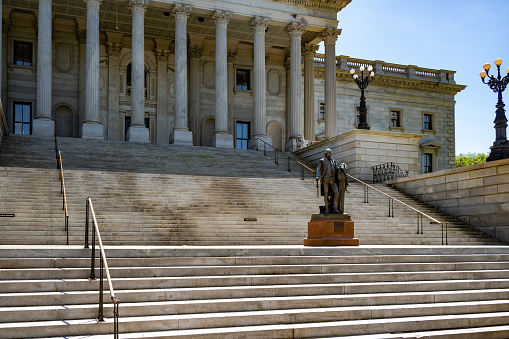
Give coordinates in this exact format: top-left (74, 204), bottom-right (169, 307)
top-left (389, 158), bottom-right (509, 242)
top-left (295, 129), bottom-right (423, 182)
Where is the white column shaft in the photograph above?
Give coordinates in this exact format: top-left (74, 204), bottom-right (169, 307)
top-left (213, 12), bottom-right (230, 134)
top-left (324, 42), bottom-right (337, 138)
top-left (252, 17), bottom-right (269, 138)
top-left (303, 50), bottom-right (315, 141)
top-left (173, 5), bottom-right (190, 130)
top-left (289, 33), bottom-right (302, 139)
top-left (37, 0), bottom-right (52, 119)
top-left (84, 0), bottom-right (101, 123)
top-left (131, 6), bottom-right (145, 127)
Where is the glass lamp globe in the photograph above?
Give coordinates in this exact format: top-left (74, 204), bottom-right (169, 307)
top-left (359, 66), bottom-right (365, 72)
top-left (367, 66), bottom-right (373, 72)
top-left (495, 58), bottom-right (503, 66)
top-left (350, 69), bottom-right (355, 74)
top-left (484, 63), bottom-right (491, 71)
top-left (353, 74), bottom-right (359, 80)
top-left (480, 71), bottom-right (487, 78)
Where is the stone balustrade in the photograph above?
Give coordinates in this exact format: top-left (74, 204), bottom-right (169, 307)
top-left (313, 54), bottom-right (456, 84)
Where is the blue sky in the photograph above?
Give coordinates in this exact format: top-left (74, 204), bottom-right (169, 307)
top-left (321, 0), bottom-right (509, 155)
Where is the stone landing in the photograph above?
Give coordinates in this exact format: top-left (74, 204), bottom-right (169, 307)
top-left (304, 213), bottom-right (359, 246)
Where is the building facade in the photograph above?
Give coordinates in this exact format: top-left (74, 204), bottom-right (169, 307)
top-left (2, 0), bottom-right (465, 175)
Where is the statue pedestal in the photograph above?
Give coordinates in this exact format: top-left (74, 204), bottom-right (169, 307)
top-left (304, 213), bottom-right (359, 246)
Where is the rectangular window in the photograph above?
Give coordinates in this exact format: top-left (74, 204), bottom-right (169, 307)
top-left (424, 153), bottom-right (433, 173)
top-left (423, 113), bottom-right (433, 130)
top-left (236, 69), bottom-right (250, 90)
top-left (14, 41), bottom-right (32, 66)
top-left (318, 102), bottom-right (325, 121)
top-left (236, 121), bottom-right (250, 149)
top-left (13, 102), bottom-right (32, 135)
top-left (390, 110), bottom-right (401, 127)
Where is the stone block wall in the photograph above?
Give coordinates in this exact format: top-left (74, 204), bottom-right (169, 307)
top-left (295, 129), bottom-right (424, 182)
top-left (390, 158), bottom-right (509, 242)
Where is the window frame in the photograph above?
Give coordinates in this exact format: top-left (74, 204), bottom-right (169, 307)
top-left (422, 112), bottom-right (435, 133)
top-left (318, 102), bottom-right (325, 122)
top-left (389, 109), bottom-right (403, 131)
top-left (234, 66), bottom-right (253, 92)
top-left (13, 40), bottom-right (33, 67)
top-left (423, 153), bottom-right (433, 174)
top-left (13, 101), bottom-right (32, 135)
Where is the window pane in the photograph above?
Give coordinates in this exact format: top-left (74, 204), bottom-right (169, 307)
top-left (23, 105), bottom-right (31, 122)
top-left (15, 105), bottom-right (22, 121)
top-left (236, 123), bottom-right (242, 138)
top-left (242, 140), bottom-right (247, 149)
top-left (242, 124), bottom-right (248, 138)
top-left (23, 123), bottom-right (31, 135)
top-left (15, 123), bottom-right (21, 134)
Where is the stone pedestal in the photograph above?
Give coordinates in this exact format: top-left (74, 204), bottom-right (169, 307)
top-left (304, 213), bottom-right (359, 246)
top-left (127, 125), bottom-right (150, 143)
top-left (212, 133), bottom-right (234, 148)
top-left (170, 129), bottom-right (193, 146)
top-left (82, 121), bottom-right (103, 139)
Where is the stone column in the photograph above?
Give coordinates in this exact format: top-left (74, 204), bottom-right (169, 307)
top-left (127, 0), bottom-right (150, 143)
top-left (212, 10), bottom-right (233, 148)
top-left (2, 20), bottom-right (10, 118)
top-left (227, 50), bottom-right (236, 135)
top-left (248, 15), bottom-right (271, 150)
top-left (154, 47), bottom-right (170, 144)
top-left (284, 56), bottom-right (290, 142)
top-left (76, 29), bottom-right (86, 137)
top-left (170, 3), bottom-right (193, 145)
top-left (285, 19), bottom-right (307, 152)
top-left (33, 0), bottom-right (54, 136)
top-left (303, 43), bottom-right (318, 141)
top-left (81, 0), bottom-right (103, 139)
top-left (106, 40), bottom-right (122, 140)
top-left (321, 27), bottom-right (341, 139)
top-left (189, 45), bottom-right (203, 146)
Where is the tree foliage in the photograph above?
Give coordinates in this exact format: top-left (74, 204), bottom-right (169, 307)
top-left (455, 153), bottom-right (488, 168)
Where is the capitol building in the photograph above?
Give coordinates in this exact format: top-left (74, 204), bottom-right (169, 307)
top-left (2, 0), bottom-right (464, 178)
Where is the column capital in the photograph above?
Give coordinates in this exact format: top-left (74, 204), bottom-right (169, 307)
top-left (154, 48), bottom-right (170, 63)
top-left (212, 10), bottom-right (232, 26)
top-left (106, 42), bottom-right (122, 57)
top-left (320, 27), bottom-right (342, 45)
top-left (84, 0), bottom-right (102, 10)
top-left (302, 43), bottom-right (319, 59)
top-left (188, 45), bottom-right (204, 59)
top-left (129, 0), bottom-right (149, 15)
top-left (251, 15), bottom-right (271, 32)
top-left (2, 20), bottom-right (11, 35)
top-left (173, 3), bottom-right (192, 19)
top-left (286, 19), bottom-right (307, 37)
top-left (227, 50), bottom-right (237, 63)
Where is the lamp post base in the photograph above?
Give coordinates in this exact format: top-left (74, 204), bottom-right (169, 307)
top-left (487, 142), bottom-right (509, 162)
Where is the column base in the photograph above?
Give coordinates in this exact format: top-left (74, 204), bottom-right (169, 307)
top-left (212, 133), bottom-right (234, 148)
top-left (285, 137), bottom-right (309, 152)
top-left (82, 122), bottom-right (104, 139)
top-left (170, 129), bottom-right (193, 146)
top-left (248, 135), bottom-right (273, 150)
top-left (32, 118), bottom-right (55, 137)
top-left (127, 125), bottom-right (150, 143)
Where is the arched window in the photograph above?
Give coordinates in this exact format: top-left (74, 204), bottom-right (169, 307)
top-left (126, 63), bottom-right (147, 98)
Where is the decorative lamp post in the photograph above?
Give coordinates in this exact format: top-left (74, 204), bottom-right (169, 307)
top-left (480, 58), bottom-right (509, 161)
top-left (351, 65), bottom-right (375, 130)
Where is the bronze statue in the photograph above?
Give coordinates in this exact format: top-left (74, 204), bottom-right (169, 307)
top-left (316, 149), bottom-right (340, 214)
top-left (337, 162), bottom-right (348, 214)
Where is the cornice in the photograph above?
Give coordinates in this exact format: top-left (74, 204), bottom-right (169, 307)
top-left (274, 0), bottom-right (351, 12)
top-left (314, 68), bottom-right (466, 96)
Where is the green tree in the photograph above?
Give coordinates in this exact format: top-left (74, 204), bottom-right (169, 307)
top-left (455, 153), bottom-right (488, 168)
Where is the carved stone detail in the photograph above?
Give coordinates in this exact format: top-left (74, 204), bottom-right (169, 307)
top-left (227, 50), bottom-right (237, 64)
top-left (320, 27), bottom-right (342, 45)
top-left (154, 48), bottom-right (169, 63)
top-left (188, 45), bottom-right (203, 59)
top-left (106, 42), bottom-right (122, 57)
top-left (302, 43), bottom-right (319, 58)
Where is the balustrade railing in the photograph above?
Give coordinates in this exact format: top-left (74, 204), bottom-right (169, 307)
top-left (373, 162), bottom-right (408, 183)
top-left (85, 197), bottom-right (120, 338)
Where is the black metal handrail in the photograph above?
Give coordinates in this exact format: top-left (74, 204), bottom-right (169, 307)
top-left (347, 173), bottom-right (448, 244)
top-left (54, 137), bottom-right (70, 245)
top-left (0, 100), bottom-right (8, 139)
top-left (84, 197), bottom-right (120, 338)
top-left (253, 137), bottom-right (315, 180)
top-left (372, 162), bottom-right (408, 183)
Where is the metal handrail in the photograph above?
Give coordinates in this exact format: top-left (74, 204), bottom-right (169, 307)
top-left (85, 197), bottom-right (120, 338)
top-left (372, 162), bottom-right (408, 183)
top-left (0, 100), bottom-right (8, 138)
top-left (346, 173), bottom-right (448, 244)
top-left (55, 137), bottom-right (70, 244)
top-left (253, 137), bottom-right (315, 179)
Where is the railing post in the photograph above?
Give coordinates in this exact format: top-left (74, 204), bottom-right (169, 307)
top-left (301, 166), bottom-right (304, 180)
top-left (364, 185), bottom-right (369, 203)
top-left (66, 215), bottom-right (69, 245)
top-left (85, 198), bottom-right (89, 249)
top-left (275, 150), bottom-right (279, 165)
top-left (97, 254), bottom-right (105, 322)
top-left (287, 156), bottom-right (291, 172)
top-left (388, 198), bottom-right (394, 217)
top-left (263, 143), bottom-right (266, 156)
top-left (114, 300), bottom-right (119, 339)
top-left (90, 217), bottom-right (96, 280)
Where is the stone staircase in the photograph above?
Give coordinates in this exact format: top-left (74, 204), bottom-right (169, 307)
top-left (0, 134), bottom-right (501, 246)
top-left (2, 246), bottom-right (509, 338)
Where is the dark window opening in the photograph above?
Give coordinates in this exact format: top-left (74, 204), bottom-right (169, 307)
top-left (391, 110), bottom-right (401, 127)
top-left (319, 102), bottom-right (325, 121)
top-left (236, 121), bottom-right (250, 149)
top-left (236, 69), bottom-right (250, 90)
top-left (14, 102), bottom-right (32, 135)
top-left (126, 63), bottom-right (147, 98)
top-left (423, 114), bottom-right (433, 130)
top-left (14, 41), bottom-right (32, 66)
top-left (424, 153), bottom-right (433, 173)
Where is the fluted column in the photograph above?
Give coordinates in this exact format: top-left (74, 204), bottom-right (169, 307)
top-left (155, 48), bottom-right (169, 144)
top-left (170, 3), bottom-right (193, 145)
top-left (106, 41), bottom-right (122, 140)
top-left (303, 43), bottom-right (318, 141)
top-left (285, 19), bottom-right (307, 152)
top-left (321, 27), bottom-right (341, 139)
top-left (127, 0), bottom-right (149, 143)
top-left (212, 10), bottom-right (233, 148)
top-left (81, 0), bottom-right (103, 139)
top-left (33, 0), bottom-right (54, 136)
top-left (227, 50), bottom-right (236, 135)
top-left (189, 45), bottom-right (203, 146)
top-left (284, 56), bottom-right (291, 142)
top-left (249, 16), bottom-right (271, 149)
top-left (76, 29), bottom-right (86, 137)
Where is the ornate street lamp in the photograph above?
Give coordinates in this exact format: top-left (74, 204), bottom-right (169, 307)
top-left (480, 58), bottom-right (509, 161)
top-left (351, 65), bottom-right (375, 130)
